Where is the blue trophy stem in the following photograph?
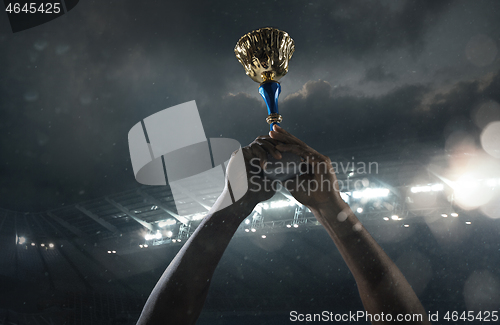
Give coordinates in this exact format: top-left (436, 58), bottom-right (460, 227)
top-left (257, 81), bottom-right (301, 181)
top-left (259, 81), bottom-right (281, 131)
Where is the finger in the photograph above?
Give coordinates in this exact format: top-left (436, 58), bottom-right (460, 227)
top-left (275, 144), bottom-right (316, 174)
top-left (271, 131), bottom-right (324, 157)
top-left (275, 144), bottom-right (325, 162)
top-left (269, 129), bottom-right (306, 147)
top-left (250, 144), bottom-right (269, 170)
top-left (255, 138), bottom-right (282, 159)
top-left (276, 144), bottom-right (330, 171)
top-left (271, 124), bottom-right (308, 147)
top-left (275, 144), bottom-right (309, 159)
top-left (269, 130), bottom-right (299, 145)
top-left (255, 135), bottom-right (282, 146)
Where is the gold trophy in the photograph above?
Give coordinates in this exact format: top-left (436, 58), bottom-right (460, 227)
top-left (235, 27), bottom-right (299, 180)
top-left (234, 27), bottom-right (295, 130)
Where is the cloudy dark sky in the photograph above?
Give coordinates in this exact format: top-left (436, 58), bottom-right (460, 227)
top-left (0, 0), bottom-right (499, 211)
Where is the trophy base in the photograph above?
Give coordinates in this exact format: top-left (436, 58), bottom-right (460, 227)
top-left (262, 151), bottom-right (304, 181)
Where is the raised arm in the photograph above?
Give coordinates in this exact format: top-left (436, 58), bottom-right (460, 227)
top-left (270, 125), bottom-right (430, 325)
top-left (136, 137), bottom-right (280, 325)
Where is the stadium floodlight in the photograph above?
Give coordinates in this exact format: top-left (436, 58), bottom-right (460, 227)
top-left (158, 218), bottom-right (177, 227)
top-left (245, 219), bottom-right (250, 224)
top-left (411, 183), bottom-right (444, 193)
top-left (258, 200), bottom-right (295, 210)
top-left (144, 231), bottom-right (162, 241)
top-left (411, 185), bottom-right (430, 193)
top-left (270, 200), bottom-right (295, 209)
top-left (251, 228), bottom-right (256, 232)
top-left (18, 236), bottom-right (26, 245)
top-left (261, 235), bottom-right (267, 238)
top-left (390, 215), bottom-right (399, 220)
top-left (166, 231), bottom-right (173, 238)
top-left (465, 221), bottom-right (472, 225)
top-left (353, 188), bottom-right (390, 199)
top-left (431, 184), bottom-right (444, 191)
top-left (451, 213), bottom-right (459, 217)
top-left (191, 213), bottom-right (206, 220)
top-left (383, 217), bottom-right (389, 221)
top-left (48, 243), bottom-right (54, 248)
top-left (441, 214), bottom-right (448, 218)
top-left (356, 207), bottom-right (363, 213)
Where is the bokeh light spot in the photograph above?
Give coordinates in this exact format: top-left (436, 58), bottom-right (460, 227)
top-left (481, 121), bottom-right (500, 158)
top-left (464, 270), bottom-right (500, 311)
top-left (465, 34), bottom-right (498, 67)
top-left (473, 101), bottom-right (500, 130)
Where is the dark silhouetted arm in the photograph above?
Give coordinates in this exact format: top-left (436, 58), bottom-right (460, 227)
top-left (137, 136), bottom-right (279, 325)
top-left (270, 125), bottom-right (430, 325)
top-left (137, 191), bottom-right (257, 325)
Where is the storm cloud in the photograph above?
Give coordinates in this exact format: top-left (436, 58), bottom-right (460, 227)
top-left (0, 0), bottom-right (499, 210)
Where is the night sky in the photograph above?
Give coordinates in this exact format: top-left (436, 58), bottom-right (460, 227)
top-left (1, 0), bottom-right (499, 211)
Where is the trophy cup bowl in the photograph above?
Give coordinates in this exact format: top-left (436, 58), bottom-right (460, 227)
top-left (234, 27), bottom-right (295, 84)
top-left (235, 27), bottom-right (301, 181)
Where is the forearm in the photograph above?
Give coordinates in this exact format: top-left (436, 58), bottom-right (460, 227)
top-left (137, 192), bottom-right (257, 325)
top-left (310, 200), bottom-right (430, 324)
